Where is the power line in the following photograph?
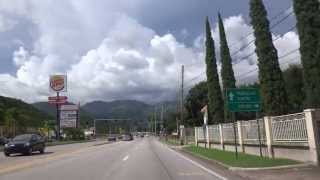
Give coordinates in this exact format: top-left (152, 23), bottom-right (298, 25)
top-left (229, 6), bottom-right (292, 49)
top-left (232, 25), bottom-right (296, 66)
top-left (230, 11), bottom-right (294, 58)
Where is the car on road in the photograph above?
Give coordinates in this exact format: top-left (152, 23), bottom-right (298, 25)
top-left (107, 136), bottom-right (117, 142)
top-left (122, 134), bottom-right (133, 141)
top-left (4, 134), bottom-right (45, 156)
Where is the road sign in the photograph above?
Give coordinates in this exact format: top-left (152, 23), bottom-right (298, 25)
top-left (227, 88), bottom-right (261, 112)
top-left (48, 96), bottom-right (68, 101)
top-left (48, 100), bottom-right (67, 105)
top-left (60, 105), bottom-right (79, 128)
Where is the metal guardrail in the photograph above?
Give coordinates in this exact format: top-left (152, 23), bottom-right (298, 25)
top-left (271, 113), bottom-right (308, 143)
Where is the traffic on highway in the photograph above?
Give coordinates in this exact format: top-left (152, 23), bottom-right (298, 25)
top-left (1, 0), bottom-right (320, 180)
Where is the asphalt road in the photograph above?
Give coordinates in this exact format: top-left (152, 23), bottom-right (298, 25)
top-left (0, 137), bottom-right (228, 180)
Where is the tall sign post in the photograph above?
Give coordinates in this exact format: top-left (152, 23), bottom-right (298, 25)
top-left (49, 75), bottom-right (67, 141)
top-left (227, 88), bottom-right (262, 158)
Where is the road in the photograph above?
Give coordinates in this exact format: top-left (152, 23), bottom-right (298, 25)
top-left (0, 137), bottom-right (230, 180)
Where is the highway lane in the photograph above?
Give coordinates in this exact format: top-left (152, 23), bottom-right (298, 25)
top-left (0, 137), bottom-right (228, 180)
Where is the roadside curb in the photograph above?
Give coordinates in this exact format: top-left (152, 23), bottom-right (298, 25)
top-left (178, 147), bottom-right (313, 171)
top-left (229, 162), bottom-right (315, 171)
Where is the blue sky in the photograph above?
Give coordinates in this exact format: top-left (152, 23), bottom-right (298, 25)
top-left (0, 0), bottom-right (300, 103)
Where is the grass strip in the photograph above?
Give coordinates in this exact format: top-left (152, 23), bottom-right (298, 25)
top-left (184, 145), bottom-right (299, 168)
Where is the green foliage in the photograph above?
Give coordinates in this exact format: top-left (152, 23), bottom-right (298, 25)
top-left (184, 145), bottom-right (299, 168)
top-left (205, 17), bottom-right (224, 124)
top-left (249, 0), bottom-right (288, 116)
top-left (293, 0), bottom-right (320, 108)
top-left (185, 81), bottom-right (208, 126)
top-left (63, 128), bottom-right (85, 140)
top-left (218, 13), bottom-right (236, 122)
top-left (0, 96), bottom-right (52, 136)
top-left (283, 64), bottom-right (304, 113)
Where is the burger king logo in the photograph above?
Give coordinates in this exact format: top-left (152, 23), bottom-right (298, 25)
top-left (50, 75), bottom-right (66, 92)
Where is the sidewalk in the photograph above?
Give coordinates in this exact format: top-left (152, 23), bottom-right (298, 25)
top-left (234, 166), bottom-right (320, 180)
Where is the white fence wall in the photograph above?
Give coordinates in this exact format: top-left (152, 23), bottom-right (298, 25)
top-left (194, 109), bottom-right (320, 164)
top-left (271, 113), bottom-right (308, 143)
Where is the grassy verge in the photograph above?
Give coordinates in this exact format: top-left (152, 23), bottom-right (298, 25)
top-left (184, 145), bottom-right (300, 168)
top-left (161, 137), bottom-right (180, 146)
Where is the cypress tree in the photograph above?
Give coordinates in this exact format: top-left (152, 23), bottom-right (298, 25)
top-left (204, 17), bottom-right (224, 124)
top-left (293, 0), bottom-right (320, 108)
top-left (249, 0), bottom-right (288, 116)
top-left (218, 13), bottom-right (236, 122)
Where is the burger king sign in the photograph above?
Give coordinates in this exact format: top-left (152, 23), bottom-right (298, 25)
top-left (50, 75), bottom-right (67, 92)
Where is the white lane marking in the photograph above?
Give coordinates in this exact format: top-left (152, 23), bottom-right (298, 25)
top-left (163, 144), bottom-right (228, 180)
top-left (122, 155), bottom-right (129, 161)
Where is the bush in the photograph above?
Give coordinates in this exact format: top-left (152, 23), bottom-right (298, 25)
top-left (63, 128), bottom-right (85, 141)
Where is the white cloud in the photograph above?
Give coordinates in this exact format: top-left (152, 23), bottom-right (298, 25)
top-left (0, 1), bottom-right (300, 104)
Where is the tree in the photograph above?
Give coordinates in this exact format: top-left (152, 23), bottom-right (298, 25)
top-left (293, 0), bottom-right (320, 108)
top-left (283, 64), bottom-right (304, 113)
top-left (218, 13), bottom-right (236, 122)
top-left (249, 0), bottom-right (288, 116)
top-left (185, 81), bottom-right (208, 126)
top-left (205, 17), bottom-right (224, 124)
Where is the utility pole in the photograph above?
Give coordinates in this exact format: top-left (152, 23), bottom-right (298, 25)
top-left (180, 65), bottom-right (184, 144)
top-left (161, 104), bottom-right (164, 131)
top-left (154, 106), bottom-right (157, 136)
top-left (180, 65), bottom-right (184, 127)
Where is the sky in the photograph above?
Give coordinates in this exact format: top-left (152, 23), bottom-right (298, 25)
top-left (0, 0), bottom-right (300, 104)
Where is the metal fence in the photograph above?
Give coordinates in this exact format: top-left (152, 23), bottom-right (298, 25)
top-left (207, 125), bottom-right (220, 142)
top-left (241, 119), bottom-right (266, 144)
top-left (271, 112), bottom-right (308, 143)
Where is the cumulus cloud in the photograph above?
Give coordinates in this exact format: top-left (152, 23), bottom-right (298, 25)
top-left (0, 1), bottom-right (300, 104)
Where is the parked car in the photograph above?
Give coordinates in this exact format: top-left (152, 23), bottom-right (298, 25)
top-left (107, 136), bottom-right (117, 142)
top-left (0, 137), bottom-right (8, 145)
top-left (122, 134), bottom-right (133, 141)
top-left (4, 134), bottom-right (45, 156)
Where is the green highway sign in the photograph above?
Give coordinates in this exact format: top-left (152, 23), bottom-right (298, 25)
top-left (227, 88), bottom-right (261, 112)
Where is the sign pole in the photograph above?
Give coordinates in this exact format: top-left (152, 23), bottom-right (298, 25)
top-left (56, 92), bottom-right (60, 141)
top-left (232, 112), bottom-right (238, 159)
top-left (256, 111), bottom-right (263, 157)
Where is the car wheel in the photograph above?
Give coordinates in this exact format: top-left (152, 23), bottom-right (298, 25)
top-left (27, 147), bottom-right (33, 156)
top-left (4, 152), bottom-right (10, 157)
top-left (39, 147), bottom-right (45, 154)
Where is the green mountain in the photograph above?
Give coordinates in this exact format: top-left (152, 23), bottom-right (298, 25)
top-left (32, 102), bottom-right (94, 127)
top-left (0, 96), bottom-right (52, 129)
top-left (82, 100), bottom-right (152, 120)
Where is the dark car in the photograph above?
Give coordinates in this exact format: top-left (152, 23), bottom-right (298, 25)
top-left (4, 134), bottom-right (45, 156)
top-left (107, 136), bottom-right (117, 142)
top-left (0, 137), bottom-right (8, 145)
top-left (122, 134), bottom-right (133, 141)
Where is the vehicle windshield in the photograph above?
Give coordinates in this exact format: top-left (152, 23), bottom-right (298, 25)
top-left (13, 134), bottom-right (32, 141)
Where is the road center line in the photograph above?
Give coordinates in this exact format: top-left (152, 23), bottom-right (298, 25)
top-left (123, 155), bottom-right (129, 161)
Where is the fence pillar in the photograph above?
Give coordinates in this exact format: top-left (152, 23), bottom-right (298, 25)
top-left (206, 125), bottom-right (210, 148)
top-left (219, 124), bottom-right (224, 150)
top-left (304, 109), bottom-right (320, 165)
top-left (194, 127), bottom-right (198, 146)
top-left (237, 121), bottom-right (244, 153)
top-left (264, 116), bottom-right (274, 158)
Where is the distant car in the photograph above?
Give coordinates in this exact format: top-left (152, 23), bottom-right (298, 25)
top-left (0, 137), bottom-right (8, 145)
top-left (140, 134), bottom-right (144, 138)
top-left (4, 134), bottom-right (45, 156)
top-left (107, 136), bottom-right (117, 142)
top-left (122, 134), bottom-right (133, 141)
